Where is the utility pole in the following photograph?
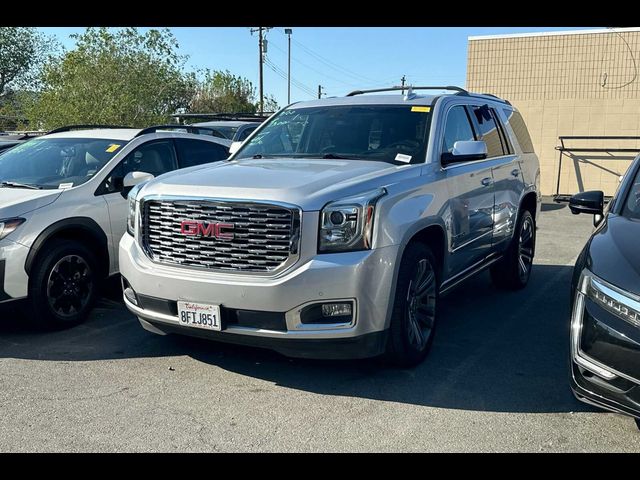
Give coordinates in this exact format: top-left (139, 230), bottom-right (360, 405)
top-left (250, 27), bottom-right (271, 114)
top-left (285, 29), bottom-right (293, 104)
top-left (401, 75), bottom-right (406, 94)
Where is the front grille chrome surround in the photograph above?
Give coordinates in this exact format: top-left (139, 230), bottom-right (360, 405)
top-left (140, 196), bottom-right (302, 276)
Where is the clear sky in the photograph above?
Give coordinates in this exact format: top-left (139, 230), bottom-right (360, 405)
top-left (39, 27), bottom-right (601, 108)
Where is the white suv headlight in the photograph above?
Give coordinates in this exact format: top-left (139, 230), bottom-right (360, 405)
top-left (0, 218), bottom-right (26, 240)
top-left (126, 183), bottom-right (147, 236)
top-left (318, 188), bottom-right (386, 253)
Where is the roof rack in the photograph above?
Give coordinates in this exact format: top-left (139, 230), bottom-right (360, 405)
top-left (171, 112), bottom-right (273, 123)
top-left (1, 131), bottom-right (46, 140)
top-left (346, 86), bottom-right (469, 97)
top-left (474, 92), bottom-right (512, 105)
top-left (47, 124), bottom-right (132, 134)
top-left (134, 124), bottom-right (227, 139)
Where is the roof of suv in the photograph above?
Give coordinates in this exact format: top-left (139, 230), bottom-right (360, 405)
top-left (291, 92), bottom-right (510, 108)
top-left (292, 94), bottom-right (439, 108)
top-left (44, 128), bottom-right (141, 141)
top-left (193, 121), bottom-right (256, 128)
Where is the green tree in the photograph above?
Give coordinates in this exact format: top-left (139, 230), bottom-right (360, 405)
top-left (27, 27), bottom-right (196, 129)
top-left (0, 27), bottom-right (56, 130)
top-left (190, 69), bottom-right (279, 114)
top-left (0, 27), bottom-right (54, 96)
top-left (190, 69), bottom-right (256, 113)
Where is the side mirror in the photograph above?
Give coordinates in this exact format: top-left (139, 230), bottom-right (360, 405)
top-left (441, 140), bottom-right (488, 165)
top-left (122, 171), bottom-right (154, 197)
top-left (123, 170), bottom-right (154, 188)
top-left (229, 141), bottom-right (242, 156)
top-left (569, 190), bottom-right (604, 217)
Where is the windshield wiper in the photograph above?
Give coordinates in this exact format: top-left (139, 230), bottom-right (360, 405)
top-left (0, 181), bottom-right (42, 190)
top-left (322, 153), bottom-right (355, 159)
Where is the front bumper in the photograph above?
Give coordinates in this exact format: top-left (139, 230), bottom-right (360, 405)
top-left (0, 237), bottom-right (30, 302)
top-left (570, 271), bottom-right (640, 419)
top-left (119, 232), bottom-right (399, 359)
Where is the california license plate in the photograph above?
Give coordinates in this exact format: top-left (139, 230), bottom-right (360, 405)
top-left (177, 301), bottom-right (221, 331)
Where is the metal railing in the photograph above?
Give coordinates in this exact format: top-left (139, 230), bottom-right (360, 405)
top-left (553, 135), bottom-right (640, 201)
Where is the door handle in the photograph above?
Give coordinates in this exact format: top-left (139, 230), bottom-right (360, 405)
top-left (511, 169), bottom-right (520, 177)
top-left (481, 177), bottom-right (493, 187)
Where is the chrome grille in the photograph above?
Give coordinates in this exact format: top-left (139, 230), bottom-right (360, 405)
top-left (141, 199), bottom-right (300, 273)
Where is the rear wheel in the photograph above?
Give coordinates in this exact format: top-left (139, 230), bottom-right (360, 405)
top-left (385, 242), bottom-right (439, 367)
top-left (490, 209), bottom-right (535, 290)
top-left (27, 239), bottom-right (99, 329)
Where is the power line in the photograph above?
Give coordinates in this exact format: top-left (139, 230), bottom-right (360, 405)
top-left (264, 57), bottom-right (315, 95)
top-left (268, 40), bottom-right (364, 88)
top-left (264, 56), bottom-right (316, 98)
top-left (289, 37), bottom-right (380, 84)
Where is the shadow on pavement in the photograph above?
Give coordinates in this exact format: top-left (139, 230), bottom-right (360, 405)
top-left (0, 263), bottom-right (593, 415)
top-left (541, 202), bottom-right (567, 212)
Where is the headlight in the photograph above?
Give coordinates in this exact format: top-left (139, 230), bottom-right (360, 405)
top-left (0, 218), bottom-right (26, 240)
top-left (126, 183), bottom-right (147, 236)
top-left (318, 188), bottom-right (386, 253)
top-left (586, 273), bottom-right (640, 328)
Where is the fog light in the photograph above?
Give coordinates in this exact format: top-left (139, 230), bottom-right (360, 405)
top-left (322, 303), bottom-right (352, 317)
top-left (300, 301), bottom-right (355, 325)
top-left (124, 287), bottom-right (138, 306)
top-left (121, 277), bottom-right (139, 307)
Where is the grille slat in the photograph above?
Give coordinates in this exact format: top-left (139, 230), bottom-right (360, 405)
top-left (142, 200), bottom-right (299, 273)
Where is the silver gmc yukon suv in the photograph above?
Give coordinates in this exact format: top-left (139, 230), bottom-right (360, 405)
top-left (119, 86), bottom-right (541, 366)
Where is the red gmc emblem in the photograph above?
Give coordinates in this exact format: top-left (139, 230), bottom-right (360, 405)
top-left (180, 221), bottom-right (235, 240)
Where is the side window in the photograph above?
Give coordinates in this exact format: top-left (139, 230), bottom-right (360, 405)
top-left (503, 109), bottom-right (535, 154)
top-left (175, 139), bottom-right (230, 168)
top-left (237, 126), bottom-right (257, 142)
top-left (98, 140), bottom-right (177, 194)
top-left (471, 105), bottom-right (506, 158)
top-left (442, 105), bottom-right (476, 154)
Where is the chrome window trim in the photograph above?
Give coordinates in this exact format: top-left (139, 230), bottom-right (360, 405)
top-left (571, 269), bottom-right (640, 385)
top-left (138, 194), bottom-right (303, 278)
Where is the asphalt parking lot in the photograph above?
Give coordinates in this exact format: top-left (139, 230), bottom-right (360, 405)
top-left (1, 198), bottom-right (639, 452)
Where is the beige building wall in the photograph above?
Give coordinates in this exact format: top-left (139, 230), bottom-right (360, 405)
top-left (467, 28), bottom-right (640, 196)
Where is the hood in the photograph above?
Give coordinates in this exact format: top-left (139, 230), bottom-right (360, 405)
top-left (0, 188), bottom-right (62, 219)
top-left (140, 158), bottom-right (419, 210)
top-left (588, 215), bottom-right (640, 296)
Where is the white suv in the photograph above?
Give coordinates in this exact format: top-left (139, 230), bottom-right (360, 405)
top-left (0, 125), bottom-right (231, 328)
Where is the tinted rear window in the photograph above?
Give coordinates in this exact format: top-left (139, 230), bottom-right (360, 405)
top-left (504, 109), bottom-right (534, 153)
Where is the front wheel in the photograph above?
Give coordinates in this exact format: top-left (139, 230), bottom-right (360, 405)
top-left (385, 243), bottom-right (439, 368)
top-left (27, 239), bottom-right (99, 329)
top-left (490, 209), bottom-right (535, 290)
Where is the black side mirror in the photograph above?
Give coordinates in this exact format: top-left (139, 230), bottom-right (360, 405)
top-left (569, 190), bottom-right (604, 216)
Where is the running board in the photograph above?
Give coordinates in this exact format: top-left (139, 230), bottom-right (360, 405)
top-left (439, 255), bottom-right (503, 296)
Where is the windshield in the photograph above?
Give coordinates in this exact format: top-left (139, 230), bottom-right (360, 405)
top-left (0, 137), bottom-right (127, 189)
top-left (234, 105), bottom-right (431, 164)
top-left (622, 161), bottom-right (640, 220)
top-left (213, 125), bottom-right (239, 139)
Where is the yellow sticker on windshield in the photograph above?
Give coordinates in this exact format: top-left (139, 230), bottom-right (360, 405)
top-left (106, 144), bottom-right (121, 153)
top-left (411, 106), bottom-right (431, 112)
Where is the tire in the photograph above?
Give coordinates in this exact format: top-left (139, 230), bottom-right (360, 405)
top-left (27, 239), bottom-right (99, 329)
top-left (385, 242), bottom-right (439, 368)
top-left (635, 418), bottom-right (640, 431)
top-left (490, 209), bottom-right (535, 290)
